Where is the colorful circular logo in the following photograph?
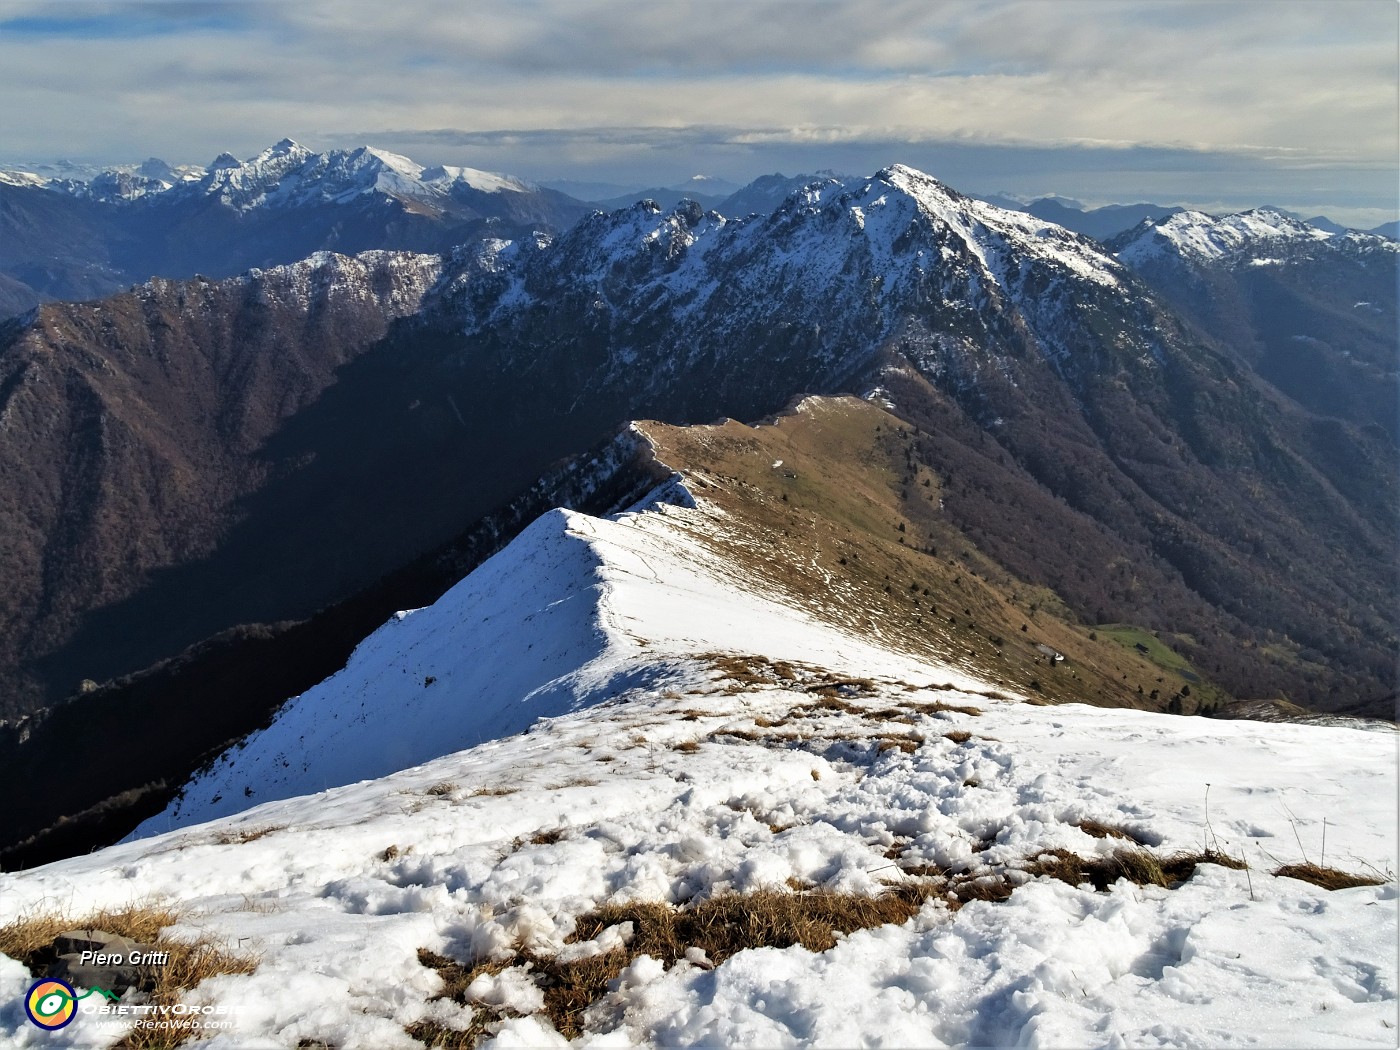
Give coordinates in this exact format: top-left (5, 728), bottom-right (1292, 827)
top-left (25, 979), bottom-right (78, 1030)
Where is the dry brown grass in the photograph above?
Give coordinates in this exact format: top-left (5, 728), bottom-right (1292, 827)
top-left (673, 740), bottom-right (701, 753)
top-left (796, 694), bottom-right (867, 716)
top-left (469, 786), bottom-right (516, 798)
top-left (574, 887), bottom-right (939, 966)
top-left (898, 862), bottom-right (947, 878)
top-left (928, 844), bottom-right (1250, 912)
top-left (1271, 863), bottom-right (1387, 891)
top-left (947, 875), bottom-right (1015, 909)
top-left (862, 708), bottom-right (917, 724)
top-left (943, 730), bottom-right (972, 745)
top-left (803, 678), bottom-right (878, 698)
top-left (910, 696), bottom-right (984, 717)
top-left (877, 738), bottom-right (919, 755)
top-left (1026, 847), bottom-right (1245, 891)
top-left (410, 884), bottom-right (943, 1044)
top-left (0, 903), bottom-right (185, 975)
top-left (1076, 819), bottom-right (1147, 844)
top-left (701, 653), bottom-right (794, 688)
top-left (212, 824), bottom-right (283, 845)
top-left (0, 902), bottom-right (256, 1050)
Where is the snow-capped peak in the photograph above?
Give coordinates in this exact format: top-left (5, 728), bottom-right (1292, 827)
top-left (422, 162), bottom-right (535, 195)
top-left (863, 163), bottom-right (1124, 288)
top-left (200, 139), bottom-right (318, 207)
top-left (265, 136), bottom-right (309, 157)
top-left (1116, 207), bottom-right (1337, 265)
top-left (208, 142), bottom-right (537, 210)
top-left (0, 169), bottom-right (46, 189)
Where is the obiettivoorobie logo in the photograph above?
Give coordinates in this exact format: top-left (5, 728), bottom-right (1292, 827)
top-left (24, 979), bottom-right (123, 1031)
top-left (24, 979), bottom-right (79, 1030)
top-left (22, 979), bottom-right (234, 1036)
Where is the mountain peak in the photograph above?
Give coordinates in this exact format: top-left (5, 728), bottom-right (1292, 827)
top-left (1115, 207), bottom-right (1340, 265)
top-left (840, 164), bottom-right (1123, 290)
top-left (252, 138), bottom-right (313, 164)
top-left (876, 162), bottom-right (952, 192)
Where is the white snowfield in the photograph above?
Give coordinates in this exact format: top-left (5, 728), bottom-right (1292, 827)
top-left (1, 480), bottom-right (1395, 1049)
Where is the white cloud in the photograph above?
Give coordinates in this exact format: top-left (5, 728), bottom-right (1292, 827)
top-left (0, 0), bottom-right (1394, 214)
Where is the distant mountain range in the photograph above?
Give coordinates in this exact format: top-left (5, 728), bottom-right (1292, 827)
top-left (2, 161), bottom-right (1392, 712)
top-left (980, 193), bottom-right (1396, 243)
top-left (3, 142), bottom-right (1392, 322)
top-left (1113, 208), bottom-right (1398, 437)
top-left (0, 140), bottom-right (589, 318)
top-left (0, 153), bottom-right (1393, 867)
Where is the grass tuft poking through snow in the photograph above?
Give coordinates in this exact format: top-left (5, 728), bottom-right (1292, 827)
top-left (1075, 818), bottom-right (1150, 844)
top-left (1026, 847), bottom-right (1246, 892)
top-left (413, 884), bottom-right (947, 1044)
top-left (1272, 863), bottom-right (1388, 891)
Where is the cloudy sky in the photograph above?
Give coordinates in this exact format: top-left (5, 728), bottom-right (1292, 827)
top-left (2, 0), bottom-right (1396, 224)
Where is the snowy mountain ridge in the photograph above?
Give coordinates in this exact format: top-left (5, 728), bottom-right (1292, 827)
top-left (0, 156), bottom-right (207, 199)
top-left (171, 248), bottom-right (445, 315)
top-left (1, 400), bottom-right (1394, 1048)
top-left (0, 139), bottom-right (537, 212)
top-left (1115, 207), bottom-right (1397, 266)
top-left (200, 140), bottom-right (537, 213)
top-left (441, 163), bottom-right (1135, 393)
top-left (877, 164), bottom-right (1123, 288)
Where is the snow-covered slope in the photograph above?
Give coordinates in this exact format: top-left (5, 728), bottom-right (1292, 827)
top-left (1, 453), bottom-right (1394, 1048)
top-left (130, 474), bottom-right (975, 833)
